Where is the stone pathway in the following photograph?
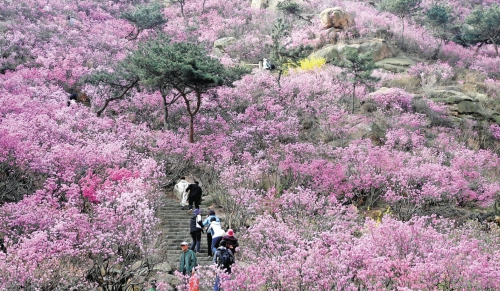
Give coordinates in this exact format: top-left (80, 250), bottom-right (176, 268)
top-left (157, 195), bottom-right (214, 271)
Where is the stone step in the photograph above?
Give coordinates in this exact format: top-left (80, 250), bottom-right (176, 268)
top-left (157, 197), bottom-right (219, 272)
top-left (165, 234), bottom-right (209, 238)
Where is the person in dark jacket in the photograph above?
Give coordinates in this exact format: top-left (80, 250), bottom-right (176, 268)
top-left (222, 229), bottom-right (239, 253)
top-left (186, 181), bottom-right (202, 212)
top-left (213, 240), bottom-right (235, 291)
top-left (190, 209), bottom-right (203, 253)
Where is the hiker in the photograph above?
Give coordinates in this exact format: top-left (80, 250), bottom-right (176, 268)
top-left (207, 217), bottom-right (225, 255)
top-left (67, 15), bottom-right (75, 25)
top-left (179, 241), bottom-right (197, 276)
top-left (67, 92), bottom-right (78, 106)
top-left (263, 58), bottom-right (275, 70)
top-left (148, 280), bottom-right (157, 291)
top-left (213, 240), bottom-right (235, 291)
top-left (222, 229), bottom-right (239, 253)
top-left (190, 209), bottom-right (203, 253)
top-left (174, 176), bottom-right (190, 210)
top-left (186, 181), bottom-right (202, 212)
top-left (203, 210), bottom-right (220, 257)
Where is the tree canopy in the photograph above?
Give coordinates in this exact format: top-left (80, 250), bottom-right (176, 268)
top-left (126, 36), bottom-right (249, 142)
top-left (461, 4), bottom-right (500, 56)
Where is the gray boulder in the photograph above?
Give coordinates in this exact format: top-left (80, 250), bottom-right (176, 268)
top-left (319, 7), bottom-right (355, 30)
top-left (375, 54), bottom-right (416, 72)
top-left (311, 39), bottom-right (394, 62)
top-left (212, 37), bottom-right (237, 57)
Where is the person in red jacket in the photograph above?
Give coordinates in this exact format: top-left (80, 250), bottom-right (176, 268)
top-left (222, 229), bottom-right (239, 253)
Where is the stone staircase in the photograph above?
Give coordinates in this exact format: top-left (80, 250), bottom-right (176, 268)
top-left (158, 196), bottom-right (214, 271)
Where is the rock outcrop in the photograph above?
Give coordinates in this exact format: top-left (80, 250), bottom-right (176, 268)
top-left (425, 87), bottom-right (500, 124)
top-left (212, 37), bottom-right (237, 57)
top-left (311, 39), bottom-right (394, 62)
top-left (319, 7), bottom-right (355, 30)
top-left (375, 54), bottom-right (416, 72)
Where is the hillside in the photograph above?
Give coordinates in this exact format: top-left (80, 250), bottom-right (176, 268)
top-left (1, 0), bottom-right (500, 290)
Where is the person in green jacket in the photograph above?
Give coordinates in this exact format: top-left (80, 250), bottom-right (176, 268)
top-left (179, 241), bottom-right (197, 275)
top-left (147, 280), bottom-right (157, 291)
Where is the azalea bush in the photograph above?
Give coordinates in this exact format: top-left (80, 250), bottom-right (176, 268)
top-left (2, 0), bottom-right (500, 290)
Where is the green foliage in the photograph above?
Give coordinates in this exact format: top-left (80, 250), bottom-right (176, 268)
top-left (121, 1), bottom-right (167, 39)
top-left (127, 36), bottom-right (247, 96)
top-left (379, 0), bottom-right (422, 44)
top-left (334, 47), bottom-right (379, 113)
top-left (424, 4), bottom-right (459, 42)
top-left (276, 0), bottom-right (312, 23)
top-left (125, 35), bottom-right (249, 141)
top-left (379, 0), bottom-right (422, 19)
top-left (426, 4), bottom-right (450, 26)
top-left (86, 60), bottom-right (140, 116)
top-left (461, 4), bottom-right (500, 56)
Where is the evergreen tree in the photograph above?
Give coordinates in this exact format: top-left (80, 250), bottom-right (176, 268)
top-left (127, 36), bottom-right (248, 142)
top-left (461, 4), bottom-right (500, 56)
top-left (334, 48), bottom-right (379, 114)
top-left (121, 1), bottom-right (168, 40)
top-left (87, 62), bottom-right (140, 117)
top-left (277, 0), bottom-right (312, 23)
top-left (267, 18), bottom-right (312, 87)
top-left (379, 0), bottom-right (422, 45)
top-left (422, 4), bottom-right (459, 59)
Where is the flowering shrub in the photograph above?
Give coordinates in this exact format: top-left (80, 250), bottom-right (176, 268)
top-left (298, 56), bottom-right (327, 71)
top-left (490, 124), bottom-right (500, 139)
top-left (366, 88), bottom-right (414, 112)
top-left (408, 61), bottom-right (455, 87)
top-left (485, 78), bottom-right (500, 99)
top-left (3, 0), bottom-right (500, 289)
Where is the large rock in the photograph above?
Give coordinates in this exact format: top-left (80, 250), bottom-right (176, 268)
top-left (310, 39), bottom-right (394, 62)
top-left (212, 37), bottom-right (237, 57)
top-left (358, 39), bottom-right (394, 61)
top-left (375, 54), bottom-right (416, 72)
top-left (319, 7), bottom-right (355, 30)
top-left (425, 87), bottom-right (500, 124)
top-left (317, 28), bottom-right (339, 46)
top-left (310, 44), bottom-right (340, 61)
top-left (157, 273), bottom-right (181, 286)
top-left (425, 89), bottom-right (474, 104)
top-left (153, 262), bottom-right (172, 273)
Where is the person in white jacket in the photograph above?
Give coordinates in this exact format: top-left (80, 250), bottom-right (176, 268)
top-left (174, 177), bottom-right (190, 210)
top-left (207, 217), bottom-right (225, 254)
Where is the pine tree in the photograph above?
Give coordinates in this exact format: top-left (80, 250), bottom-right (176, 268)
top-left (127, 36), bottom-right (248, 142)
top-left (267, 18), bottom-right (312, 87)
top-left (334, 47), bottom-right (379, 114)
top-left (461, 4), bottom-right (500, 56)
top-left (121, 1), bottom-right (168, 40)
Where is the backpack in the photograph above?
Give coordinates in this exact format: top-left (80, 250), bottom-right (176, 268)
top-left (217, 248), bottom-right (234, 270)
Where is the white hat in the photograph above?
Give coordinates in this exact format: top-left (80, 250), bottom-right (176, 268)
top-left (180, 241), bottom-right (189, 246)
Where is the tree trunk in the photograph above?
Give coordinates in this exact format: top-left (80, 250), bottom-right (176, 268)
top-left (162, 94), bottom-right (169, 130)
top-left (95, 78), bottom-right (139, 117)
top-left (400, 17), bottom-right (405, 46)
top-left (189, 115), bottom-right (194, 143)
top-left (492, 39), bottom-right (498, 57)
top-left (277, 70), bottom-right (283, 88)
top-left (181, 91), bottom-right (202, 143)
top-left (352, 82), bottom-right (356, 114)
